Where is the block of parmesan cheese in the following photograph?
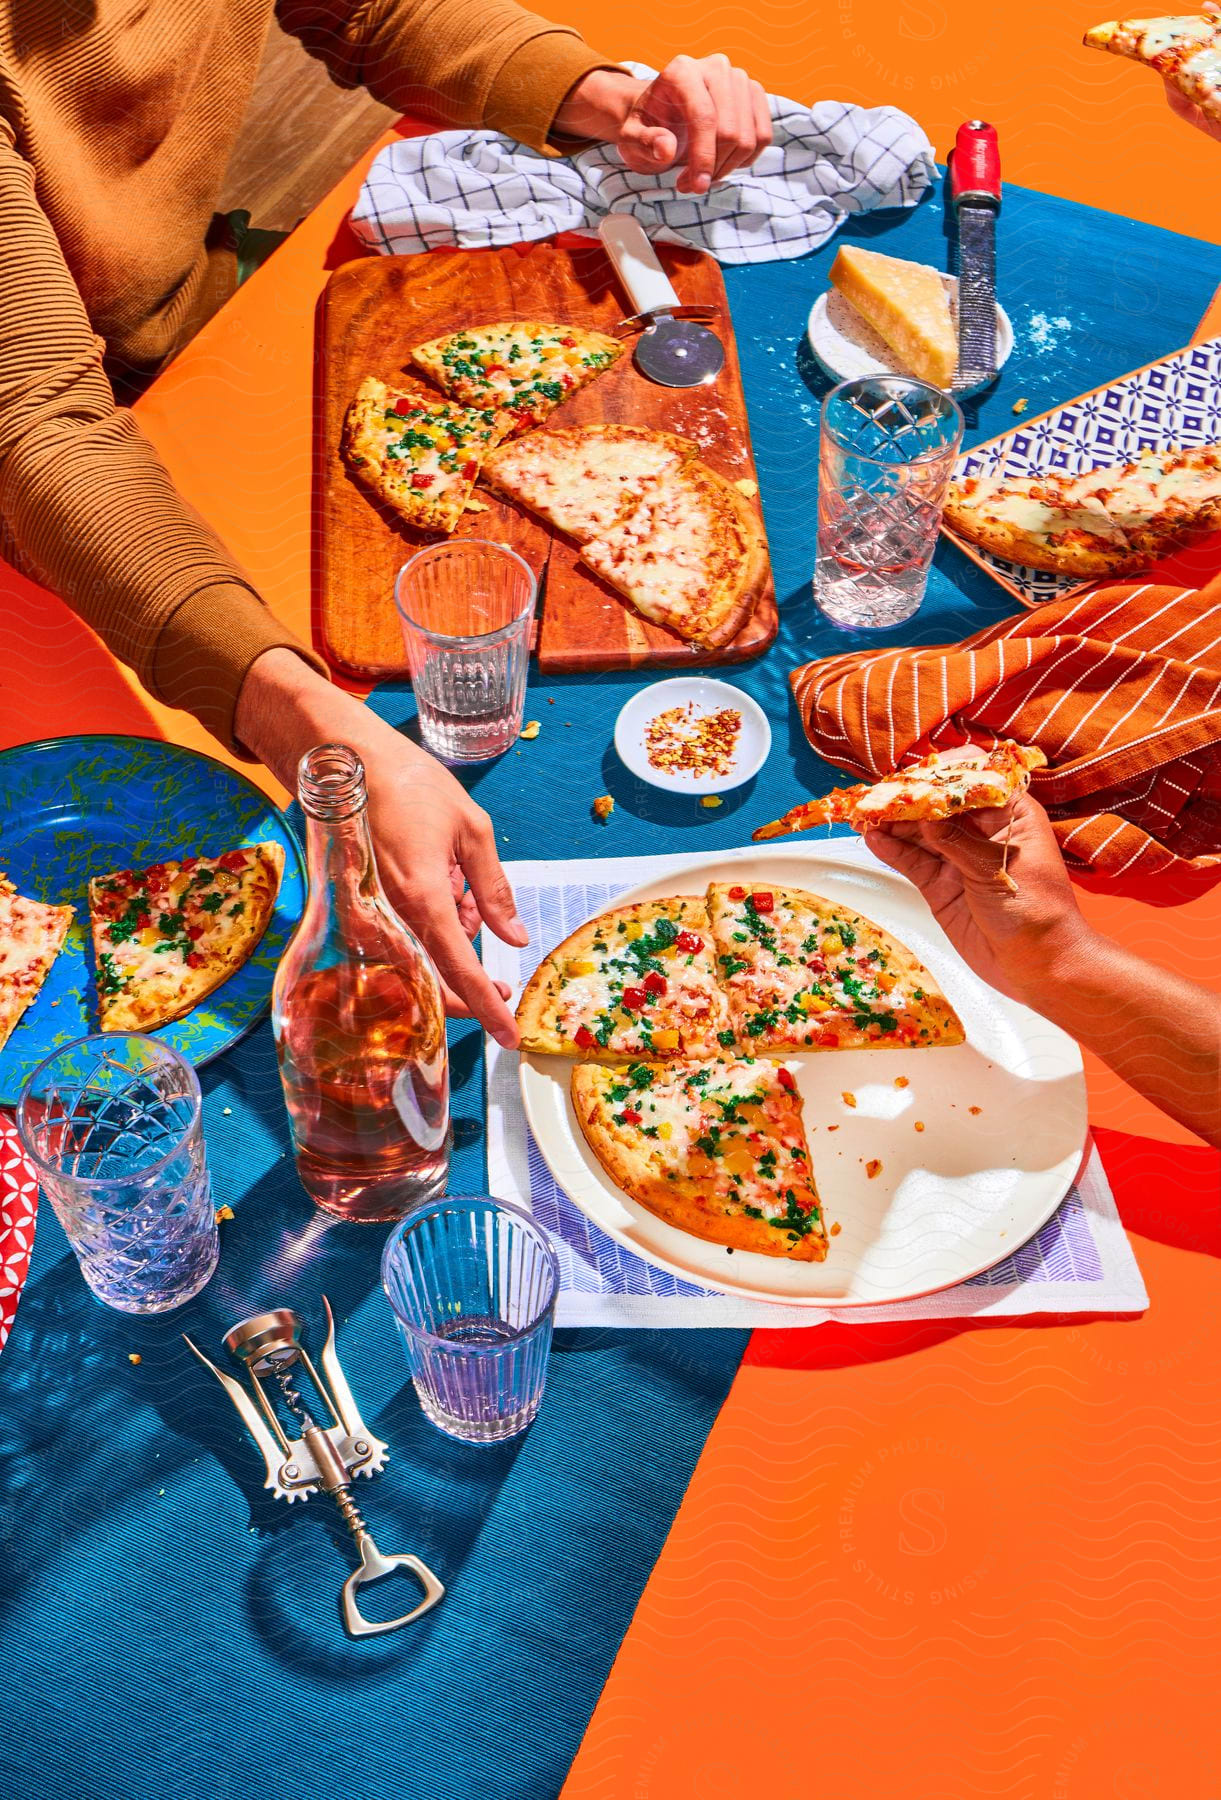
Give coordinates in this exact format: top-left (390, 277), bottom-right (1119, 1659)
top-left (829, 246), bottom-right (958, 388)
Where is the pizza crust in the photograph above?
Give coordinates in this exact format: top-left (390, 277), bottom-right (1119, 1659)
top-left (571, 1059), bottom-right (828, 1261)
top-left (516, 896), bottom-right (728, 1058)
top-left (89, 845), bottom-right (284, 1033)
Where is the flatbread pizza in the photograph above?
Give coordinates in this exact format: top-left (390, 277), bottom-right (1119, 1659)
top-left (754, 742), bottom-right (1047, 841)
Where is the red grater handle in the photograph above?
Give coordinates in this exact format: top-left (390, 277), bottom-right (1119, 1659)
top-left (950, 120), bottom-right (1002, 207)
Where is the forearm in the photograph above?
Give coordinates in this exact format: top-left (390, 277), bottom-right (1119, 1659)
top-left (1013, 931), bottom-right (1221, 1146)
top-left (276, 0), bottom-right (617, 152)
top-left (235, 647), bottom-right (418, 786)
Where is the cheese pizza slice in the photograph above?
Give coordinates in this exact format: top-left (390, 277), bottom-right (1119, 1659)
top-left (753, 742), bottom-right (1047, 841)
top-left (516, 899), bottom-right (732, 1061)
top-left (1085, 14), bottom-right (1221, 120)
top-left (706, 881), bottom-right (964, 1054)
top-left (343, 378), bottom-right (507, 534)
top-left (578, 462), bottom-right (769, 648)
top-left (0, 874), bottom-right (74, 1052)
top-left (88, 846), bottom-right (284, 1032)
top-left (482, 424), bottom-right (697, 542)
top-left (410, 322), bottom-right (623, 436)
top-left (943, 447), bottom-right (1221, 577)
top-left (572, 1055), bottom-right (828, 1261)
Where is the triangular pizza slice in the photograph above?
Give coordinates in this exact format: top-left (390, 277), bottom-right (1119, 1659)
top-left (753, 742), bottom-right (1046, 841)
top-left (0, 874), bottom-right (74, 1051)
top-left (88, 845), bottom-right (284, 1032)
top-left (572, 1055), bottom-right (828, 1261)
top-left (410, 321), bottom-right (623, 437)
top-left (516, 899), bottom-right (732, 1061)
top-left (706, 881), bottom-right (964, 1053)
top-left (482, 424), bottom-right (697, 542)
top-left (343, 378), bottom-right (507, 534)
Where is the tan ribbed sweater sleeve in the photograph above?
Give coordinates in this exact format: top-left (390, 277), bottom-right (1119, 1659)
top-left (276, 0), bottom-right (619, 153)
top-left (0, 125), bottom-right (325, 751)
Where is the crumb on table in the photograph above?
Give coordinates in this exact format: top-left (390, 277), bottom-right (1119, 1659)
top-left (215, 1204), bottom-right (235, 1223)
top-left (592, 795), bottom-right (615, 824)
top-left (865, 1158), bottom-right (883, 1180)
top-left (894, 1075), bottom-right (909, 1089)
top-left (829, 1221), bottom-right (842, 1237)
top-left (700, 796), bottom-right (722, 809)
top-left (914, 1120), bottom-right (925, 1132)
top-left (841, 1091), bottom-right (857, 1108)
top-left (128, 1352), bottom-right (142, 1365)
top-left (519, 721), bottom-right (541, 741)
top-left (969, 1105), bottom-right (982, 1116)
top-left (1012, 397), bottom-right (1029, 415)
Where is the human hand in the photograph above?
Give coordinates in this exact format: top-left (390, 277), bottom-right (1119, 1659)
top-left (863, 791), bottom-right (1093, 1007)
top-left (235, 649), bottom-right (526, 1047)
top-left (556, 57), bottom-right (772, 195)
top-left (1164, 77), bottom-right (1221, 142)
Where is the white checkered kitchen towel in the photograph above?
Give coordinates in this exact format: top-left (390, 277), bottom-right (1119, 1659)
top-left (351, 65), bottom-right (936, 265)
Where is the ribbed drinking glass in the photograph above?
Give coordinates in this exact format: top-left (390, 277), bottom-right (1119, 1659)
top-left (17, 1033), bottom-right (217, 1314)
top-left (814, 375), bottom-right (964, 629)
top-left (381, 1195), bottom-right (560, 1444)
top-left (394, 541), bottom-right (537, 764)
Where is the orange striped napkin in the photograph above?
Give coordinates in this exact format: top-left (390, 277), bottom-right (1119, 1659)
top-left (791, 548), bottom-right (1221, 875)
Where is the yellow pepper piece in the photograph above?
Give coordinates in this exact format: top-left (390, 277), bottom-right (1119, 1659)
top-left (877, 971), bottom-right (897, 993)
top-left (566, 960), bottom-right (596, 977)
top-left (822, 932), bottom-right (842, 954)
top-left (657, 1121), bottom-right (673, 1141)
top-left (801, 993), bottom-right (831, 1013)
top-left (624, 922), bottom-right (644, 941)
top-left (651, 1029), bottom-right (680, 1050)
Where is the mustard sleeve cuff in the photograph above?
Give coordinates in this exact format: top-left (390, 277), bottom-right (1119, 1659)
top-left (483, 36), bottom-right (622, 154)
top-left (148, 585), bottom-right (329, 755)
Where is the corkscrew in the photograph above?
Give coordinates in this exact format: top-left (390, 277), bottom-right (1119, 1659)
top-left (184, 1298), bottom-right (444, 1638)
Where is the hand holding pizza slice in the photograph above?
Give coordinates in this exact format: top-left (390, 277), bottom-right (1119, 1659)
top-left (753, 742), bottom-right (1046, 843)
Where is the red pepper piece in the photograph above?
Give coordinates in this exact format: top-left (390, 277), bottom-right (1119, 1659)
top-left (574, 1025), bottom-right (595, 1050)
top-left (461, 461), bottom-right (478, 481)
top-left (750, 891), bottom-right (774, 913)
top-left (675, 930), bottom-right (703, 954)
top-left (621, 985), bottom-right (646, 1010)
top-left (186, 951), bottom-right (204, 969)
top-left (186, 925), bottom-right (205, 942)
top-left (559, 336), bottom-right (576, 347)
top-left (643, 971), bottom-right (666, 997)
top-left (411, 472), bottom-right (435, 489)
top-left (483, 362), bottom-right (507, 376)
top-left (776, 1067), bottom-right (797, 1093)
top-left (392, 398), bottom-right (417, 416)
top-left (218, 851), bottom-right (248, 872)
top-left (728, 885), bottom-right (747, 901)
top-left (620, 1108), bottom-right (642, 1125)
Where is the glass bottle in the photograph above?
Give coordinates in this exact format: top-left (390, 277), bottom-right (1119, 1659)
top-left (272, 743), bottom-right (451, 1222)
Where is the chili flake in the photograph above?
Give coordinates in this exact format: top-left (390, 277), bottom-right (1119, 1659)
top-left (643, 703), bottom-right (742, 778)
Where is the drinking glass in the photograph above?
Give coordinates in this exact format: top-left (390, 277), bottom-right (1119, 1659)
top-left (394, 541), bottom-right (537, 764)
top-left (814, 375), bottom-right (964, 629)
top-left (381, 1195), bottom-right (560, 1444)
top-left (17, 1034), bottom-right (217, 1314)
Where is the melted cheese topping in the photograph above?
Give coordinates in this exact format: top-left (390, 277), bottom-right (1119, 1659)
top-left (416, 324), bottom-right (618, 419)
top-left (551, 917), bottom-right (729, 1055)
top-left (92, 853), bottom-right (267, 1000)
top-left (600, 1058), bottom-right (817, 1227)
top-left (581, 470), bottom-right (738, 620)
top-left (487, 429), bottom-right (690, 541)
top-left (0, 891), bottom-right (71, 1016)
top-left (370, 398), bottom-right (497, 507)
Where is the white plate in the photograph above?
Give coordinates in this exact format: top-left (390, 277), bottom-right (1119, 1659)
top-left (807, 276), bottom-right (1014, 398)
top-left (519, 844), bottom-right (1086, 1308)
top-left (613, 677), bottom-right (771, 795)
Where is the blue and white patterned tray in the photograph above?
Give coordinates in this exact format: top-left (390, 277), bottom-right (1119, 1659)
top-left (944, 333), bottom-right (1221, 608)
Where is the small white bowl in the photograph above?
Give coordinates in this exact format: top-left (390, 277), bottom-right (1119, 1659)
top-left (807, 273), bottom-right (1014, 399)
top-left (614, 677), bottom-right (771, 796)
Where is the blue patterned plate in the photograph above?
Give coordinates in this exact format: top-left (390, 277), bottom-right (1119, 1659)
top-left (0, 736), bottom-right (305, 1106)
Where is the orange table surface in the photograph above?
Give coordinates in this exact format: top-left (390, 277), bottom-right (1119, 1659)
top-left (1, 98), bottom-right (1218, 1800)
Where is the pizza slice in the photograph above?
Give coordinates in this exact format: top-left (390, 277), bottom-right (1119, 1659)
top-left (410, 322), bottom-right (623, 437)
top-left (482, 424), bottom-right (698, 542)
top-left (516, 898), bottom-right (733, 1060)
top-left (342, 378), bottom-right (507, 533)
top-left (753, 742), bottom-right (1047, 841)
top-left (706, 881), bottom-right (964, 1053)
top-left (1085, 14), bottom-right (1221, 120)
top-left (943, 447), bottom-right (1221, 577)
top-left (0, 874), bottom-right (74, 1052)
top-left (578, 462), bottom-right (769, 648)
top-left (572, 1055), bottom-right (828, 1261)
top-left (88, 845), bottom-right (284, 1032)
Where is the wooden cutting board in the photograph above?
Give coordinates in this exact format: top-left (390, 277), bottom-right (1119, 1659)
top-left (314, 240), bottom-right (777, 680)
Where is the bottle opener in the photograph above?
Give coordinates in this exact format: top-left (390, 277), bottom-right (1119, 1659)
top-left (184, 1297), bottom-right (444, 1638)
top-left (600, 214), bottom-right (724, 389)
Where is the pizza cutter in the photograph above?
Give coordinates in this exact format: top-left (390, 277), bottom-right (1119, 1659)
top-left (599, 215), bottom-right (724, 389)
